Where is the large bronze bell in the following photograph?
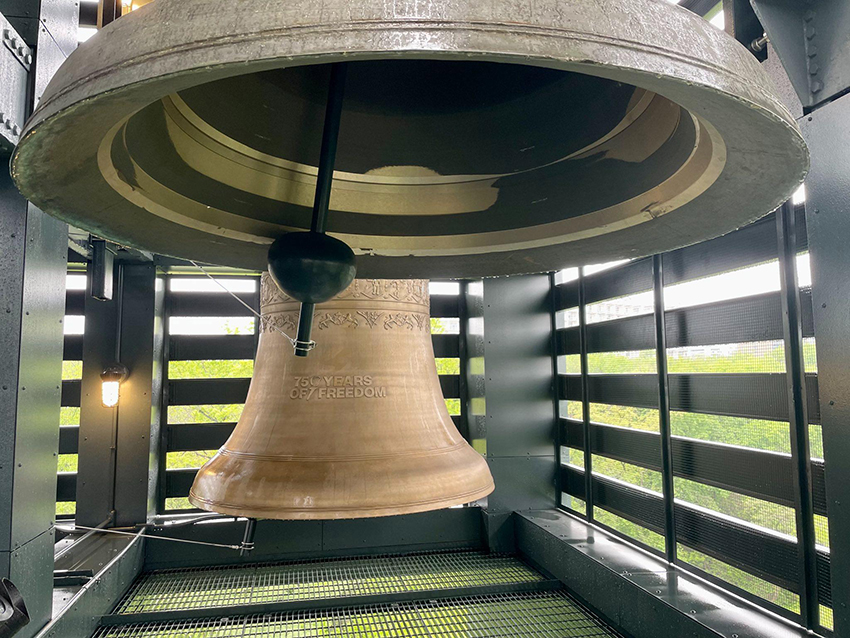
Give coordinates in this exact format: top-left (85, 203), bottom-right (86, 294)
top-left (12, 0), bottom-right (807, 278)
top-left (189, 275), bottom-right (494, 519)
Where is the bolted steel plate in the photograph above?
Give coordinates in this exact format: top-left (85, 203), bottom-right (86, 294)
top-left (12, 0), bottom-right (808, 278)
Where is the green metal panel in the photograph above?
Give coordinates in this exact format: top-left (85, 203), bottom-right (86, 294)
top-left (480, 276), bottom-right (558, 551)
top-left (113, 265), bottom-right (165, 527)
top-left (0, 176), bottom-right (67, 637)
top-left (803, 92), bottom-right (850, 636)
top-left (35, 534), bottom-right (145, 638)
top-left (516, 509), bottom-right (811, 638)
top-left (76, 265), bottom-right (122, 527)
top-left (143, 509), bottom-right (483, 571)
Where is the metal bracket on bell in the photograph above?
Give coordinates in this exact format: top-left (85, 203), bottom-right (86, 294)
top-left (239, 518), bottom-right (257, 557)
top-left (293, 338), bottom-right (317, 356)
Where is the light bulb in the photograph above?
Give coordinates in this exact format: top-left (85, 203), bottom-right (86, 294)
top-left (102, 380), bottom-right (120, 408)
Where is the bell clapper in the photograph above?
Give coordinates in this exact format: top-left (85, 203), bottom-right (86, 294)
top-left (268, 62), bottom-right (357, 357)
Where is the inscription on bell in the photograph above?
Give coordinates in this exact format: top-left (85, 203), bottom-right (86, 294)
top-left (290, 375), bottom-right (388, 401)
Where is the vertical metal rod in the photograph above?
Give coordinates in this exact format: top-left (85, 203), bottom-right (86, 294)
top-left (294, 62), bottom-right (348, 357)
top-left (294, 303), bottom-right (316, 357)
top-left (653, 254), bottom-right (677, 563)
top-left (776, 201), bottom-right (818, 629)
top-left (548, 272), bottom-right (563, 510)
top-left (310, 63), bottom-right (347, 234)
top-left (239, 518), bottom-right (258, 557)
top-left (457, 281), bottom-right (471, 443)
top-left (157, 274), bottom-right (172, 513)
top-left (107, 264), bottom-right (124, 518)
top-left (578, 268), bottom-right (593, 520)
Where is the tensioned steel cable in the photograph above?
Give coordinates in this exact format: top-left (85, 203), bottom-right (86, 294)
top-left (188, 259), bottom-right (297, 347)
top-left (55, 523), bottom-right (242, 551)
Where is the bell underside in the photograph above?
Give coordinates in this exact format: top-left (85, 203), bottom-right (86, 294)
top-left (11, 0), bottom-right (807, 278)
top-left (188, 276), bottom-right (494, 519)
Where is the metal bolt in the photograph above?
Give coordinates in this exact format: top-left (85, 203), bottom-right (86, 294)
top-left (809, 63), bottom-right (820, 75)
top-left (2, 29), bottom-right (9, 40)
top-left (4, 119), bottom-right (11, 130)
top-left (24, 53), bottom-right (32, 65)
top-left (812, 80), bottom-right (823, 93)
top-left (749, 35), bottom-right (768, 53)
top-left (17, 45), bottom-right (25, 56)
top-left (11, 125), bottom-right (19, 136)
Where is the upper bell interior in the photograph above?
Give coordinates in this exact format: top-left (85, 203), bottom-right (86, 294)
top-left (105, 59), bottom-right (718, 255)
top-left (12, 0), bottom-right (807, 277)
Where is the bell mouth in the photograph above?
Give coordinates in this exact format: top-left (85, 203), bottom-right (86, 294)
top-left (13, 0), bottom-right (807, 277)
top-left (99, 58), bottom-right (724, 257)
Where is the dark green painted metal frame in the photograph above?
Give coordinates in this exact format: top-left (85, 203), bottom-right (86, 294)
top-left (0, 150), bottom-right (68, 638)
top-left (142, 508), bottom-right (486, 570)
top-left (802, 90), bottom-right (850, 637)
top-left (552, 200), bottom-right (832, 630)
top-left (517, 509), bottom-right (813, 638)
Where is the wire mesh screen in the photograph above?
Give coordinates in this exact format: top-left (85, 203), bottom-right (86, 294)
top-left (661, 260), bottom-right (802, 615)
top-left (557, 259), bottom-right (663, 552)
top-left (114, 552), bottom-right (545, 615)
top-left (97, 591), bottom-right (619, 638)
top-left (553, 206), bottom-right (830, 632)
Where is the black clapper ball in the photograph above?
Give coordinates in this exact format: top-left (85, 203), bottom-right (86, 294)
top-left (268, 232), bottom-right (357, 303)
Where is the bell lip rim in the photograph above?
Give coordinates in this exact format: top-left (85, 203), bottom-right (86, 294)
top-left (22, 0), bottom-right (799, 133)
top-left (12, 0), bottom-right (808, 277)
top-left (186, 481), bottom-right (495, 520)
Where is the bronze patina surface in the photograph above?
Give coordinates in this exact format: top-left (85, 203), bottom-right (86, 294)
top-left (12, 0), bottom-right (807, 277)
top-left (189, 276), bottom-right (494, 519)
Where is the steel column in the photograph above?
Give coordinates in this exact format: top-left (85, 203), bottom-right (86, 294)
top-left (653, 254), bottom-right (677, 563)
top-left (0, 1), bottom-right (74, 633)
top-left (549, 272), bottom-right (562, 510)
top-left (802, 94), bottom-right (850, 634)
top-left (76, 264), bottom-right (122, 527)
top-left (481, 275), bottom-right (558, 551)
top-left (462, 280), bottom-right (487, 457)
top-left (456, 281), bottom-right (471, 443)
top-left (156, 275), bottom-right (173, 513)
top-left (113, 264), bottom-right (165, 526)
top-left (577, 268), bottom-right (594, 521)
top-left (776, 201), bottom-right (818, 629)
top-left (0, 172), bottom-right (67, 638)
top-left (78, 263), bottom-right (166, 527)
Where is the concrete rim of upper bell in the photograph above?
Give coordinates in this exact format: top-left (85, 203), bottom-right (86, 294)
top-left (11, 0), bottom-right (808, 278)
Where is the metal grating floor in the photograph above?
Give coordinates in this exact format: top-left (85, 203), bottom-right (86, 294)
top-left (114, 552), bottom-right (545, 615)
top-left (95, 590), bottom-right (619, 637)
